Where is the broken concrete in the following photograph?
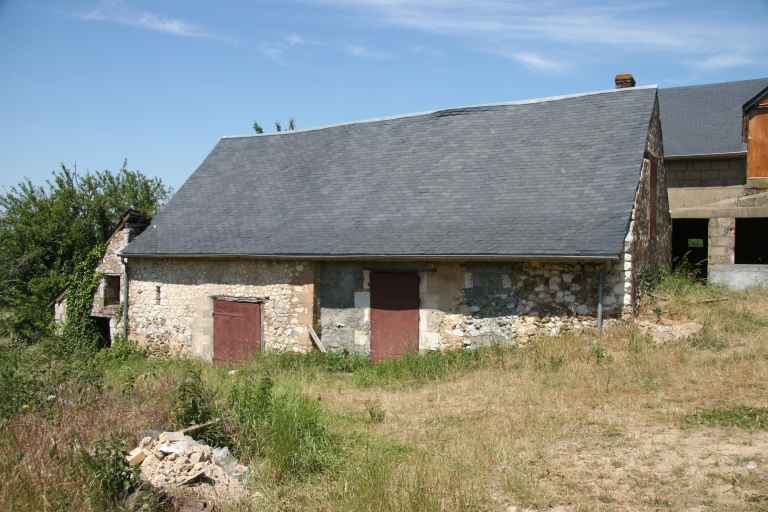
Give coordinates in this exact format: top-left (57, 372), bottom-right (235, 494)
top-left (129, 431), bottom-right (250, 504)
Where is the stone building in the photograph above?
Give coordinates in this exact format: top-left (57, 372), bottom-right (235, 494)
top-left (54, 209), bottom-right (150, 344)
top-left (121, 80), bottom-right (670, 361)
top-left (659, 78), bottom-right (768, 288)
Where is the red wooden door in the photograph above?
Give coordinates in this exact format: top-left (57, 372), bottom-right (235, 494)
top-left (213, 299), bottom-right (261, 362)
top-left (370, 272), bottom-right (420, 362)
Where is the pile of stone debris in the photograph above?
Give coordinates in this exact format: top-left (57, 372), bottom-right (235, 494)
top-left (126, 425), bottom-right (250, 504)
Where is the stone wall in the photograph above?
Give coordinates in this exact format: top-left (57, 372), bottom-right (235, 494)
top-left (92, 221), bottom-right (149, 340)
top-left (127, 258), bottom-right (314, 358)
top-left (316, 260), bottom-right (627, 353)
top-left (666, 157), bottom-right (746, 188)
top-left (621, 96), bottom-right (672, 315)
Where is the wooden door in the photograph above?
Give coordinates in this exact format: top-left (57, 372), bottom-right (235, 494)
top-left (747, 113), bottom-right (768, 179)
top-left (213, 299), bottom-right (261, 362)
top-left (370, 272), bottom-right (419, 362)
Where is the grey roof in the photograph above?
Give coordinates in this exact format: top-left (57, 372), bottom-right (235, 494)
top-left (124, 87), bottom-right (657, 259)
top-left (659, 78), bottom-right (768, 157)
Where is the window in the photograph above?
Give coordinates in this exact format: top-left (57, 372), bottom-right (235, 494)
top-left (735, 218), bottom-right (768, 264)
top-left (104, 275), bottom-right (121, 306)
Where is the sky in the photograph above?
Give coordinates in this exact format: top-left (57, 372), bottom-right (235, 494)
top-left (2, 0), bottom-right (767, 192)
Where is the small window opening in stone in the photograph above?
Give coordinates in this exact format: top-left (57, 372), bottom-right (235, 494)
top-left (155, 285), bottom-right (161, 305)
top-left (104, 275), bottom-right (121, 306)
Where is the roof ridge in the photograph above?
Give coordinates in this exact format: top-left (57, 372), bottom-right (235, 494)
top-left (221, 84), bottom-right (658, 140)
top-left (665, 77), bottom-right (768, 91)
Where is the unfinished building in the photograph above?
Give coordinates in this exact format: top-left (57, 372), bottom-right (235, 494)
top-left (659, 78), bottom-right (768, 288)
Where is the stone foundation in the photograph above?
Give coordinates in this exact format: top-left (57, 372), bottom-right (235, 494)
top-left (316, 261), bottom-right (628, 353)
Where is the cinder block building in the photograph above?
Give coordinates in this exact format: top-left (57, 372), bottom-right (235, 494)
top-left (659, 78), bottom-right (768, 288)
top-left (120, 80), bottom-right (670, 361)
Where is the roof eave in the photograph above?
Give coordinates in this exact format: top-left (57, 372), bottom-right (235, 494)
top-left (664, 151), bottom-right (746, 160)
top-left (120, 252), bottom-right (619, 262)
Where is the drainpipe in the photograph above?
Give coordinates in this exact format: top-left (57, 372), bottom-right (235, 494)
top-left (121, 256), bottom-right (129, 339)
top-left (596, 265), bottom-right (605, 335)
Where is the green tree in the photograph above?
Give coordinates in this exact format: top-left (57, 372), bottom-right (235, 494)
top-left (0, 162), bottom-right (170, 344)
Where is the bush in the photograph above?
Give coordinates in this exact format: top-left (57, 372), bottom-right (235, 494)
top-left (78, 436), bottom-right (139, 509)
top-left (170, 368), bottom-right (213, 427)
top-left (0, 348), bottom-right (41, 423)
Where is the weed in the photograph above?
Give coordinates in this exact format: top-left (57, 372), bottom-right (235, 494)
top-left (229, 374), bottom-right (274, 459)
top-left (78, 436), bottom-right (139, 509)
top-left (591, 343), bottom-right (612, 365)
top-left (353, 348), bottom-right (488, 387)
top-left (689, 324), bottom-right (728, 351)
top-left (170, 368), bottom-right (213, 427)
top-left (685, 406), bottom-right (768, 430)
top-left (169, 367), bottom-right (230, 446)
top-left (268, 387), bottom-right (338, 481)
top-left (365, 399), bottom-right (386, 424)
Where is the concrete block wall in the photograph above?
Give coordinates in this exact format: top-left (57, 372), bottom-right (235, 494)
top-left (666, 158), bottom-right (746, 188)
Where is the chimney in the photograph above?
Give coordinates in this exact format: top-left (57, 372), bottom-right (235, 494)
top-left (615, 73), bottom-right (636, 89)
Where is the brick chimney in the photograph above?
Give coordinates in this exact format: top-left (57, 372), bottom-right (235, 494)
top-left (615, 73), bottom-right (636, 89)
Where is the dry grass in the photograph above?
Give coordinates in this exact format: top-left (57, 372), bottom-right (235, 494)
top-left (2, 285), bottom-right (768, 511)
top-left (263, 286), bottom-right (768, 511)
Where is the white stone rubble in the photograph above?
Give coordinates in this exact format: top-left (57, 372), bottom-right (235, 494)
top-left (127, 431), bottom-right (250, 503)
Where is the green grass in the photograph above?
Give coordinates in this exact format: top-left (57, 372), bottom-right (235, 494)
top-left (685, 406), bottom-right (768, 430)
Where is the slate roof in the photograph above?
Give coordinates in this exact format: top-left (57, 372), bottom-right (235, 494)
top-left (659, 78), bottom-right (768, 158)
top-left (123, 86), bottom-right (657, 259)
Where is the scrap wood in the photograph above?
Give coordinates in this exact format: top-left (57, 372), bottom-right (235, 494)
top-left (180, 418), bottom-right (221, 435)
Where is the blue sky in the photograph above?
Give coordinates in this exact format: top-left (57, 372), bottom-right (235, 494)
top-left (2, 0), bottom-right (767, 192)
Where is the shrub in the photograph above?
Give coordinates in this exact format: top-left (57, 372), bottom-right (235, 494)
top-left (170, 368), bottom-right (212, 427)
top-left (0, 348), bottom-right (40, 422)
top-left (95, 337), bottom-right (146, 365)
top-left (78, 436), bottom-right (139, 509)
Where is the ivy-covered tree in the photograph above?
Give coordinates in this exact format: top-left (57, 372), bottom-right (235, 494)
top-left (0, 162), bottom-right (170, 344)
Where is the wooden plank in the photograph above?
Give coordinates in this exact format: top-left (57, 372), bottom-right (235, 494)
top-left (308, 325), bottom-right (326, 353)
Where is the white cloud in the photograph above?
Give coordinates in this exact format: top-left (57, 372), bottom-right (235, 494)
top-left (315, 0), bottom-right (764, 72)
top-left (80, 0), bottom-right (231, 41)
top-left (410, 44), bottom-right (443, 57)
top-left (508, 51), bottom-right (567, 72)
top-left (693, 54), bottom-right (753, 70)
top-left (345, 44), bottom-right (394, 60)
top-left (286, 32), bottom-right (306, 46)
top-left (259, 44), bottom-right (287, 65)
top-left (257, 34), bottom-right (310, 65)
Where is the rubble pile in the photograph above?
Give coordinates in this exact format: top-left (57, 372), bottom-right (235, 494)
top-left (126, 429), bottom-right (250, 503)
